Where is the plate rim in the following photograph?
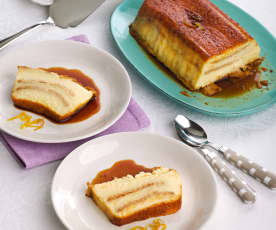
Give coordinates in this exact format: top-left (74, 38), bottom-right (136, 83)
top-left (0, 40), bottom-right (132, 143)
top-left (51, 132), bottom-right (218, 230)
top-left (110, 0), bottom-right (276, 117)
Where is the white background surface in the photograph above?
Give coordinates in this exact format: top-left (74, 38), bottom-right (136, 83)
top-left (0, 0), bottom-right (275, 229)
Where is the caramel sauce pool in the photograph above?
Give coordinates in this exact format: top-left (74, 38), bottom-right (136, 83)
top-left (45, 67), bottom-right (100, 124)
top-left (92, 160), bottom-right (152, 185)
top-left (214, 75), bottom-right (257, 98)
top-left (137, 42), bottom-right (257, 98)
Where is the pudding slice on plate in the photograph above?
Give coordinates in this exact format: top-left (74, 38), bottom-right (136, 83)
top-left (11, 66), bottom-right (95, 122)
top-left (86, 160), bottom-right (182, 226)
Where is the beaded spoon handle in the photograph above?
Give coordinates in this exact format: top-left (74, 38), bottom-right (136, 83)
top-left (209, 144), bottom-right (276, 190)
top-left (200, 148), bottom-right (256, 204)
top-left (174, 114), bottom-right (275, 191)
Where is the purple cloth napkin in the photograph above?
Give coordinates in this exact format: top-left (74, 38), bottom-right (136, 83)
top-left (0, 35), bottom-right (150, 169)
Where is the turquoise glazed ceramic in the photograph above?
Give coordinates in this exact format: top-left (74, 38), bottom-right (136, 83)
top-left (110, 0), bottom-right (276, 116)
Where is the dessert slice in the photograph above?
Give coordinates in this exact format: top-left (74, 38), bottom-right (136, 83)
top-left (86, 160), bottom-right (182, 226)
top-left (130, 0), bottom-right (261, 92)
top-left (11, 66), bottom-right (95, 122)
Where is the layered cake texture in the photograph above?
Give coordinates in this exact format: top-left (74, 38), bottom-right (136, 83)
top-left (86, 162), bottom-right (182, 226)
top-left (130, 0), bottom-right (261, 93)
top-left (11, 66), bottom-right (95, 122)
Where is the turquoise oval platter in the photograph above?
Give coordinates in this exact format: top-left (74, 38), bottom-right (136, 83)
top-left (110, 0), bottom-right (276, 117)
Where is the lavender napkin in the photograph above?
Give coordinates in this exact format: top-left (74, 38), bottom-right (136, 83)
top-left (0, 35), bottom-right (150, 169)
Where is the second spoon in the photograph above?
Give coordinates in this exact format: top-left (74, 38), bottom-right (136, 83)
top-left (174, 114), bottom-right (276, 190)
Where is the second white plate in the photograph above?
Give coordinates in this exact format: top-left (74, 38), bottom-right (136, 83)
top-left (0, 40), bottom-right (131, 143)
top-left (51, 132), bottom-right (217, 230)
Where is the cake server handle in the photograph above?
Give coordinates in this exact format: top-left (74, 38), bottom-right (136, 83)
top-left (210, 144), bottom-right (276, 190)
top-left (0, 17), bottom-right (54, 51)
top-left (200, 148), bottom-right (256, 204)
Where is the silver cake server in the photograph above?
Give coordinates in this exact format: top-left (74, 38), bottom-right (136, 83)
top-left (0, 0), bottom-right (105, 51)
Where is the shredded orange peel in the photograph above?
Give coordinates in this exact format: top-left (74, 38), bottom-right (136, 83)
top-left (130, 219), bottom-right (167, 230)
top-left (8, 112), bottom-right (44, 131)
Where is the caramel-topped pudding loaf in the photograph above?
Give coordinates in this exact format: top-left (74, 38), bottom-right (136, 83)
top-left (130, 0), bottom-right (261, 94)
top-left (11, 66), bottom-right (95, 122)
top-left (86, 160), bottom-right (182, 226)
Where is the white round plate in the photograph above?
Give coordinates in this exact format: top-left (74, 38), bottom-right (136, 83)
top-left (0, 40), bottom-right (131, 143)
top-left (51, 132), bottom-right (217, 230)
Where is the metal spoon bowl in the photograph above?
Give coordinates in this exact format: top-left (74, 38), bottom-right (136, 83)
top-left (174, 114), bottom-right (208, 147)
top-left (174, 114), bottom-right (276, 190)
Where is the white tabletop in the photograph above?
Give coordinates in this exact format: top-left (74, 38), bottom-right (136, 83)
top-left (0, 0), bottom-right (275, 229)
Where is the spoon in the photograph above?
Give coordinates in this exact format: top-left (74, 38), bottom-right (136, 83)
top-left (175, 121), bottom-right (256, 204)
top-left (175, 115), bottom-right (276, 189)
top-left (174, 115), bottom-right (276, 190)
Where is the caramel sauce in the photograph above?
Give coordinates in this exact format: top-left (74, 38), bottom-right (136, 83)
top-left (136, 41), bottom-right (260, 99)
top-left (214, 74), bottom-right (257, 98)
top-left (261, 67), bottom-right (268, 72)
top-left (44, 67), bottom-right (100, 124)
top-left (92, 160), bottom-right (152, 185)
top-left (180, 91), bottom-right (191, 97)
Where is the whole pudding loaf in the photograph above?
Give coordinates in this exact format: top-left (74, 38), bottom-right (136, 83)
top-left (130, 0), bottom-right (261, 93)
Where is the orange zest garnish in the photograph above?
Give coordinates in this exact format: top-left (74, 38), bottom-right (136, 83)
top-left (8, 112), bottom-right (44, 131)
top-left (130, 227), bottom-right (145, 230)
top-left (130, 219), bottom-right (166, 230)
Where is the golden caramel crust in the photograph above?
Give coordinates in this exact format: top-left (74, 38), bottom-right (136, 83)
top-left (11, 96), bottom-right (93, 122)
top-left (136, 0), bottom-right (253, 60)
